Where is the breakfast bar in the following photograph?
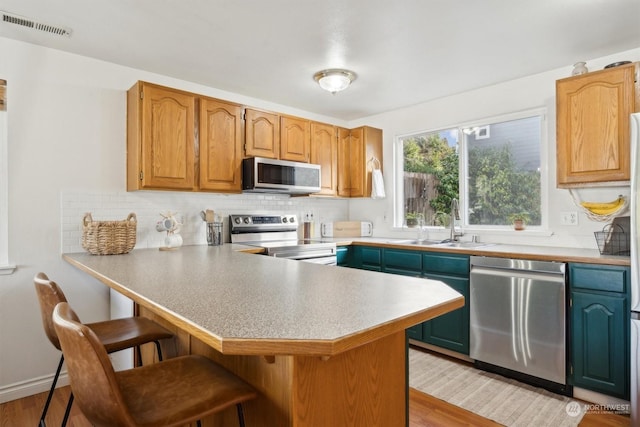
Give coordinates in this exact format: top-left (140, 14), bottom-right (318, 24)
top-left (63, 245), bottom-right (463, 426)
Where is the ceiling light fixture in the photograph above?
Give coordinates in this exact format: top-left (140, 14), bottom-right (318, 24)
top-left (313, 69), bottom-right (356, 94)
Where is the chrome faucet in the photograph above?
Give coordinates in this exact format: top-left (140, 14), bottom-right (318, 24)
top-left (450, 198), bottom-right (463, 241)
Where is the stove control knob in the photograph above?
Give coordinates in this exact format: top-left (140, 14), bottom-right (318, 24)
top-left (289, 216), bottom-right (296, 224)
top-left (243, 217), bottom-right (251, 224)
top-left (233, 217), bottom-right (241, 224)
top-left (282, 217), bottom-right (288, 223)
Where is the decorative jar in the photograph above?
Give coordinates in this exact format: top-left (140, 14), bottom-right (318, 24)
top-left (572, 62), bottom-right (588, 76)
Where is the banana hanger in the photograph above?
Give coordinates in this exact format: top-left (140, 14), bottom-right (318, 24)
top-left (569, 189), bottom-right (629, 222)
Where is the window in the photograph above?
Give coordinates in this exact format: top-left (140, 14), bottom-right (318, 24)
top-left (396, 110), bottom-right (545, 230)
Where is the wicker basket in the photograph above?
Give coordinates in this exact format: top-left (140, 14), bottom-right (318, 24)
top-left (594, 223), bottom-right (630, 256)
top-left (82, 213), bottom-right (137, 255)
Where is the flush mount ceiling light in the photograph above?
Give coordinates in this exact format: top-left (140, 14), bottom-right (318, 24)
top-left (313, 69), bottom-right (356, 94)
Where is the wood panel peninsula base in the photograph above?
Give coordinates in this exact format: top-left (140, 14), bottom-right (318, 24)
top-left (63, 246), bottom-right (463, 427)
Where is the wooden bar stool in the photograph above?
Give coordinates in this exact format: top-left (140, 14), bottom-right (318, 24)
top-left (34, 272), bottom-right (174, 427)
top-left (53, 302), bottom-right (258, 427)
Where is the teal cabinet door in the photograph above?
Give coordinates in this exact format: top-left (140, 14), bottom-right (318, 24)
top-left (350, 246), bottom-right (382, 271)
top-left (571, 290), bottom-right (629, 399)
top-left (569, 262), bottom-right (630, 399)
top-left (336, 246), bottom-right (350, 266)
top-left (384, 249), bottom-right (422, 277)
top-left (421, 274), bottom-right (469, 354)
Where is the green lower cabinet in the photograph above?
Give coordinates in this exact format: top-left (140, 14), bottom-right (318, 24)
top-left (407, 323), bottom-right (423, 340)
top-left (570, 290), bottom-right (629, 399)
top-left (347, 245), bottom-right (470, 354)
top-left (569, 262), bottom-right (630, 400)
top-left (350, 246), bottom-right (383, 271)
top-left (420, 274), bottom-right (470, 354)
top-left (336, 246), bottom-right (350, 266)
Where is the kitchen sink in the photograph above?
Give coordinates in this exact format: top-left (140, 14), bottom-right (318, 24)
top-left (382, 238), bottom-right (495, 249)
top-left (389, 239), bottom-right (493, 249)
top-left (433, 241), bottom-right (494, 249)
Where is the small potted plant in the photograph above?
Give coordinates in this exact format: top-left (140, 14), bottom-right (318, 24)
top-left (405, 212), bottom-right (421, 228)
top-left (508, 212), bottom-right (530, 231)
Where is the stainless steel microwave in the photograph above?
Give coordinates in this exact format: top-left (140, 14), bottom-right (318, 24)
top-left (242, 157), bottom-right (321, 194)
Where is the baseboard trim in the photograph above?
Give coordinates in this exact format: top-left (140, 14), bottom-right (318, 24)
top-left (573, 387), bottom-right (630, 407)
top-left (409, 340), bottom-right (474, 363)
top-left (0, 372), bottom-right (69, 404)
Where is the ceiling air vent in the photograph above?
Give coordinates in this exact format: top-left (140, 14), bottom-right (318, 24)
top-left (1, 10), bottom-right (71, 37)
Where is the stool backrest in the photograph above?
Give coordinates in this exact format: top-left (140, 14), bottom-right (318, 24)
top-left (34, 272), bottom-right (80, 350)
top-left (53, 302), bottom-right (136, 426)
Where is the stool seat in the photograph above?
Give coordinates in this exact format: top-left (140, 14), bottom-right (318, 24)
top-left (86, 317), bottom-right (173, 353)
top-left (53, 302), bottom-right (258, 427)
top-left (117, 355), bottom-right (257, 426)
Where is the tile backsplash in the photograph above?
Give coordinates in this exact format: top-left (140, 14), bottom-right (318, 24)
top-left (61, 190), bottom-right (348, 253)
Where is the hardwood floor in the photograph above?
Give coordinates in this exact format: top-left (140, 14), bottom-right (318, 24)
top-left (1, 385), bottom-right (630, 427)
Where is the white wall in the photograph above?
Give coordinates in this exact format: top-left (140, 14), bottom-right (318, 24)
top-left (0, 37), bottom-right (348, 403)
top-left (350, 47), bottom-right (640, 248)
top-left (1, 34), bottom-right (639, 403)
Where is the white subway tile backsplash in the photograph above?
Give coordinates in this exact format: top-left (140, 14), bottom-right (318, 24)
top-left (61, 191), bottom-right (348, 254)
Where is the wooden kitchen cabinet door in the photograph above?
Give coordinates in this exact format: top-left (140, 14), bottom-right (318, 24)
top-left (337, 126), bottom-right (383, 197)
top-left (310, 122), bottom-right (337, 195)
top-left (556, 62), bottom-right (639, 187)
top-left (127, 82), bottom-right (196, 191)
top-left (244, 108), bottom-right (280, 159)
top-left (280, 115), bottom-right (310, 162)
top-left (199, 98), bottom-right (243, 192)
top-left (337, 127), bottom-right (352, 197)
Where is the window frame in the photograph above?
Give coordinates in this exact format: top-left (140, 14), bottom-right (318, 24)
top-left (394, 107), bottom-right (549, 232)
top-left (0, 81), bottom-right (14, 275)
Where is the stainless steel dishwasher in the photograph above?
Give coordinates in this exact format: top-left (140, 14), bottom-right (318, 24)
top-left (469, 256), bottom-right (568, 394)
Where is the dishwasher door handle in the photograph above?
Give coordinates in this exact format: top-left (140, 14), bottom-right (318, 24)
top-left (470, 265), bottom-right (566, 283)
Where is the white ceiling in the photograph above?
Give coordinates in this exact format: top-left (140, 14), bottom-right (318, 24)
top-left (1, 0), bottom-right (639, 120)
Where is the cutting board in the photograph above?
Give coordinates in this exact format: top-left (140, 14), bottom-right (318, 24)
top-left (321, 221), bottom-right (373, 237)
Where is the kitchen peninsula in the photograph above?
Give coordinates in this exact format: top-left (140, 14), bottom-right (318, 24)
top-left (63, 245), bottom-right (463, 427)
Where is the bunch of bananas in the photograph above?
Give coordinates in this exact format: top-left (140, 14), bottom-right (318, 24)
top-left (580, 195), bottom-right (626, 215)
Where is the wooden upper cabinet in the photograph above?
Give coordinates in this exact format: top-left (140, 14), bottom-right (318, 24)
top-left (127, 82), bottom-right (196, 191)
top-left (244, 109), bottom-right (280, 159)
top-left (556, 62), bottom-right (639, 187)
top-left (337, 127), bottom-right (352, 197)
top-left (199, 98), bottom-right (243, 192)
top-left (281, 116), bottom-right (310, 162)
top-left (310, 122), bottom-right (337, 196)
top-left (337, 126), bottom-right (383, 197)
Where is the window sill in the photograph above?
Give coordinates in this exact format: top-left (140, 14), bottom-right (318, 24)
top-left (0, 263), bottom-right (16, 275)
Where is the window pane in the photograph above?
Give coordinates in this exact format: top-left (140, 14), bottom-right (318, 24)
top-left (466, 116), bottom-right (541, 226)
top-left (402, 129), bottom-right (459, 226)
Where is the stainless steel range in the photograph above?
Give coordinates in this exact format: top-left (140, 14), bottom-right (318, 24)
top-left (229, 214), bottom-right (337, 265)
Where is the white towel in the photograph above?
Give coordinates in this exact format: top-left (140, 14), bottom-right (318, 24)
top-left (371, 169), bottom-right (386, 199)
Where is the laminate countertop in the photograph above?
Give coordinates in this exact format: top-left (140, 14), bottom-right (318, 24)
top-left (326, 237), bottom-right (631, 267)
top-left (63, 245), bottom-right (463, 357)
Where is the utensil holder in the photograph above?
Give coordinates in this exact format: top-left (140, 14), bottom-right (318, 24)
top-left (206, 222), bottom-right (223, 246)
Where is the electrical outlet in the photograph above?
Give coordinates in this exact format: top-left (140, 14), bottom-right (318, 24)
top-left (561, 211), bottom-right (578, 226)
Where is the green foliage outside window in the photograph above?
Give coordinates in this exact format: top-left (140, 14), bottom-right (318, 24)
top-left (468, 143), bottom-right (541, 225)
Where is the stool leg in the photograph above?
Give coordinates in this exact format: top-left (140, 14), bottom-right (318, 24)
top-left (237, 403), bottom-right (246, 427)
top-left (60, 393), bottom-right (73, 427)
top-left (39, 354), bottom-right (64, 427)
top-left (136, 345), bottom-right (142, 366)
